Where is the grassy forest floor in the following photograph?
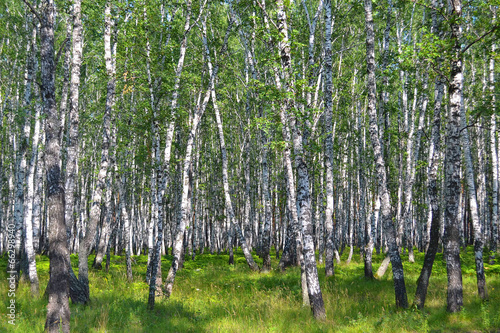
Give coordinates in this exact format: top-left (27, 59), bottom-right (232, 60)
top-left (1, 247), bottom-right (500, 332)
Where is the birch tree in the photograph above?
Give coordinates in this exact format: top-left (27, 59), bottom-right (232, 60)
top-left (37, 0), bottom-right (71, 330)
top-left (444, 0), bottom-right (464, 313)
top-left (76, 1), bottom-right (116, 304)
top-left (363, 0), bottom-right (408, 309)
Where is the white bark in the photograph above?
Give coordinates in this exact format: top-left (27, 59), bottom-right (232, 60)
top-left (205, 20), bottom-right (259, 270)
top-left (64, 0), bottom-right (83, 256)
top-left (364, 0), bottom-right (408, 308)
top-left (276, 0), bottom-right (326, 319)
top-left (78, 2), bottom-right (115, 303)
top-left (444, 0), bottom-right (464, 312)
top-left (323, 0), bottom-right (335, 277)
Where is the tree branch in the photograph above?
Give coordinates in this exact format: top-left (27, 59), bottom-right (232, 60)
top-left (55, 37), bottom-right (70, 69)
top-left (255, 0), bottom-right (279, 31)
top-left (22, 0), bottom-right (42, 23)
top-left (461, 24), bottom-right (499, 54)
top-left (409, 0), bottom-right (448, 23)
top-left (426, 58), bottom-right (450, 85)
top-left (188, 0), bottom-right (208, 34)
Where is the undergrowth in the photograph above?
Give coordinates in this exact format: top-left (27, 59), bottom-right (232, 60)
top-left (1, 247), bottom-right (499, 332)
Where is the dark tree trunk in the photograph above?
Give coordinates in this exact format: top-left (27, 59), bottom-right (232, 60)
top-left (443, 0), bottom-right (464, 313)
top-left (40, 0), bottom-right (71, 331)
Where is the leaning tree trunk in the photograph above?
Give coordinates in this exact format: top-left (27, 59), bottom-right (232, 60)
top-left (363, 0), bottom-right (408, 309)
top-left (205, 22), bottom-right (259, 271)
top-left (460, 82), bottom-right (487, 299)
top-left (443, 0), bottom-right (464, 313)
top-left (164, 89), bottom-right (211, 298)
top-left (276, 0), bottom-right (326, 320)
top-left (164, 74), bottom-right (214, 299)
top-left (40, 0), bottom-right (71, 331)
top-left (77, 1), bottom-right (115, 304)
top-left (146, 0), bottom-right (194, 289)
top-left (413, 2), bottom-right (444, 306)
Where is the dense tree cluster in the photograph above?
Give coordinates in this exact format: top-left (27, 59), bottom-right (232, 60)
top-left (1, 0), bottom-right (498, 329)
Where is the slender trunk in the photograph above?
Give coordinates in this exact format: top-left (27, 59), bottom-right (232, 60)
top-left (358, 98), bottom-right (373, 279)
top-left (65, 0), bottom-right (82, 259)
top-left (414, 3), bottom-right (444, 306)
top-left (22, 19), bottom-right (40, 295)
top-left (276, 0), bottom-right (326, 319)
top-left (119, 175), bottom-right (132, 281)
top-left (364, 0), bottom-right (408, 308)
top-left (490, 19), bottom-right (498, 261)
top-left (77, 2), bottom-right (115, 304)
top-left (146, 1), bottom-right (194, 289)
top-left (164, 65), bottom-right (214, 298)
top-left (206, 28), bottom-right (259, 270)
top-left (260, 118), bottom-right (272, 272)
top-left (460, 82), bottom-right (487, 299)
top-left (323, 0), bottom-right (335, 278)
top-left (25, 104), bottom-right (41, 296)
top-left (65, 0), bottom-right (83, 262)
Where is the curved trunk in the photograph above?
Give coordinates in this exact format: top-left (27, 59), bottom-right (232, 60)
top-left (77, 2), bottom-right (115, 304)
top-left (276, 0), bottom-right (326, 319)
top-left (364, 0), bottom-right (408, 308)
top-left (413, 5), bottom-right (444, 304)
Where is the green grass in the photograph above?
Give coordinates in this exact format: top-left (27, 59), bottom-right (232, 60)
top-left (1, 247), bottom-right (499, 332)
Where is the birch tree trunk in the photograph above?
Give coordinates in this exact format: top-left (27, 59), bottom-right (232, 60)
top-left (206, 24), bottom-right (259, 271)
top-left (460, 83), bottom-right (487, 299)
top-left (13, 17), bottom-right (35, 287)
top-left (24, 104), bottom-right (41, 296)
top-left (144, 4), bottom-right (164, 291)
top-left (77, 1), bottom-right (115, 304)
top-left (364, 0), bottom-right (408, 308)
top-left (414, 1), bottom-right (444, 307)
top-left (118, 173), bottom-right (133, 281)
top-left (358, 98), bottom-right (373, 279)
top-left (260, 114), bottom-right (273, 272)
top-left (147, 0), bottom-right (194, 290)
top-left (276, 0), bottom-right (326, 319)
top-left (323, 0), bottom-right (335, 278)
top-left (164, 85), bottom-right (211, 298)
top-left (65, 0), bottom-right (82, 260)
top-left (22, 18), bottom-right (40, 295)
top-left (490, 20), bottom-right (498, 261)
top-left (444, 0), bottom-right (464, 313)
top-left (40, 0), bottom-right (71, 330)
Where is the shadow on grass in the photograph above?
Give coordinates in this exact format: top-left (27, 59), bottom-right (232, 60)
top-left (1, 247), bottom-right (500, 332)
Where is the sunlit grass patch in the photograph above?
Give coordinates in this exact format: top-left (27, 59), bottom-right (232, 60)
top-left (0, 246), bottom-right (499, 332)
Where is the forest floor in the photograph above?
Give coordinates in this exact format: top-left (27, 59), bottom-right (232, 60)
top-left (1, 247), bottom-right (500, 332)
